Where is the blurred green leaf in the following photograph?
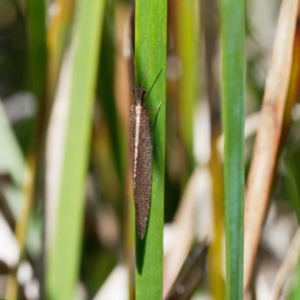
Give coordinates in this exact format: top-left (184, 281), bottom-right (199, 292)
top-left (284, 146), bottom-right (300, 223)
top-left (176, 0), bottom-right (199, 175)
top-left (97, 7), bottom-right (125, 184)
top-left (46, 0), bottom-right (106, 298)
top-left (220, 0), bottom-right (246, 298)
top-left (289, 256), bottom-right (300, 300)
top-left (26, 0), bottom-right (46, 98)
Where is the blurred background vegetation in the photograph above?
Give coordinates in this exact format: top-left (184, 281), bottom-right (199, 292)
top-left (0, 0), bottom-right (300, 299)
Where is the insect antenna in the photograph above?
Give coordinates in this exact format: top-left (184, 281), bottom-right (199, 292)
top-left (129, 32), bottom-right (139, 88)
top-left (141, 34), bottom-right (163, 88)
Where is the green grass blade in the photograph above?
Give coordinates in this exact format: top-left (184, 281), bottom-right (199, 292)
top-left (135, 0), bottom-right (167, 299)
top-left (220, 0), bottom-right (245, 298)
top-left (27, 0), bottom-right (46, 98)
top-left (289, 257), bottom-right (300, 300)
top-left (46, 0), bottom-right (106, 299)
top-left (176, 0), bottom-right (199, 175)
top-left (284, 148), bottom-right (300, 223)
top-left (98, 8), bottom-right (125, 184)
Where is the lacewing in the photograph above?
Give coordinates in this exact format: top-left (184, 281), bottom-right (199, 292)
top-left (130, 36), bottom-right (162, 239)
top-left (130, 87), bottom-right (152, 239)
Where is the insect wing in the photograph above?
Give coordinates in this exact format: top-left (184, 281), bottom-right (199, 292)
top-left (130, 105), bottom-right (152, 239)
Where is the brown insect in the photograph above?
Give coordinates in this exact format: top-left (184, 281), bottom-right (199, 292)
top-left (130, 87), bottom-right (152, 239)
top-left (130, 35), bottom-right (163, 239)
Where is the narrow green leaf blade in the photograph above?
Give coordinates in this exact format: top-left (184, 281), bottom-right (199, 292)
top-left (220, 0), bottom-right (246, 298)
top-left (289, 257), bottom-right (300, 300)
top-left (46, 0), bottom-right (106, 299)
top-left (176, 0), bottom-right (199, 174)
top-left (135, 0), bottom-right (167, 298)
top-left (27, 0), bottom-right (46, 98)
top-left (284, 148), bottom-right (300, 224)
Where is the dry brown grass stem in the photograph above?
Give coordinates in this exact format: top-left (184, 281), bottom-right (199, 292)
top-left (244, 0), bottom-right (300, 293)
